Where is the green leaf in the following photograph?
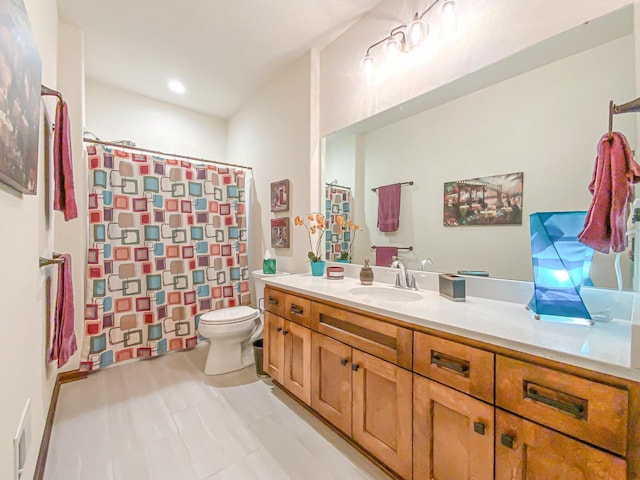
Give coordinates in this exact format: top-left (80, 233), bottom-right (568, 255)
top-left (308, 251), bottom-right (318, 262)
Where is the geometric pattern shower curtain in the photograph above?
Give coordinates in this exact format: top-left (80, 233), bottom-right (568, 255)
top-left (80, 145), bottom-right (251, 372)
top-left (325, 185), bottom-right (352, 261)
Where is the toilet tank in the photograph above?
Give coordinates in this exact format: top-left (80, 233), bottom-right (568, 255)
top-left (252, 270), bottom-right (290, 312)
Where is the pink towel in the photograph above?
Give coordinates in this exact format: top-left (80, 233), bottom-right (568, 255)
top-left (377, 183), bottom-right (401, 232)
top-left (53, 100), bottom-right (78, 221)
top-left (49, 254), bottom-right (77, 368)
top-left (375, 246), bottom-right (398, 267)
top-left (579, 133), bottom-right (640, 253)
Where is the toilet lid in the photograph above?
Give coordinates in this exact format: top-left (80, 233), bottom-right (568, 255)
top-left (200, 306), bottom-right (259, 325)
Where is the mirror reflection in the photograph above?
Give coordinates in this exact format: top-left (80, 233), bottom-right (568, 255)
top-left (324, 7), bottom-right (637, 290)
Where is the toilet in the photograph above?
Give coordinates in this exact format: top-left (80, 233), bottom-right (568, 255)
top-left (197, 269), bottom-right (289, 375)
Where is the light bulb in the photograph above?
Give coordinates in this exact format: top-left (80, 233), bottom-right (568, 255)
top-left (407, 14), bottom-right (428, 49)
top-left (384, 36), bottom-right (400, 67)
top-left (361, 55), bottom-right (375, 83)
top-left (441, 0), bottom-right (457, 35)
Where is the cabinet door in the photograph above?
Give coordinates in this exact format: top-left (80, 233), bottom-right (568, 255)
top-left (413, 375), bottom-right (493, 480)
top-left (352, 350), bottom-right (413, 480)
top-left (283, 321), bottom-right (311, 405)
top-left (495, 410), bottom-right (627, 480)
top-left (311, 332), bottom-right (353, 435)
top-left (264, 312), bottom-right (284, 383)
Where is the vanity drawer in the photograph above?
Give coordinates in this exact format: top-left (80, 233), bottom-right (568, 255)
top-left (264, 288), bottom-right (285, 317)
top-left (414, 332), bottom-right (494, 403)
top-left (496, 355), bottom-right (629, 456)
top-left (311, 302), bottom-right (412, 369)
top-left (284, 294), bottom-right (311, 327)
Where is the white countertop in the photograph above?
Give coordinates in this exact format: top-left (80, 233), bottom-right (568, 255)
top-left (264, 273), bottom-right (640, 382)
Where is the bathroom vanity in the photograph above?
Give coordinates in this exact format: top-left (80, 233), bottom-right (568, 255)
top-left (262, 274), bottom-right (640, 480)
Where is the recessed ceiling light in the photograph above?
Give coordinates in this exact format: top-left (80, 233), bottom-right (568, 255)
top-left (167, 79), bottom-right (186, 94)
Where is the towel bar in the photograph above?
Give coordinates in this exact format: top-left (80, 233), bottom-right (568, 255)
top-left (39, 253), bottom-right (63, 267)
top-left (371, 245), bottom-right (413, 251)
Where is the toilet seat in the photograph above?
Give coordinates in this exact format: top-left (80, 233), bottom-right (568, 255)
top-left (200, 306), bottom-right (259, 325)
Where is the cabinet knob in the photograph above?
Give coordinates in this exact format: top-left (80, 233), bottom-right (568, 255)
top-left (352, 363), bottom-right (360, 372)
top-left (268, 298), bottom-right (279, 306)
top-left (473, 422), bottom-right (485, 435)
top-left (276, 327), bottom-right (283, 333)
top-left (340, 358), bottom-right (348, 366)
top-left (283, 330), bottom-right (289, 336)
top-left (500, 433), bottom-right (515, 449)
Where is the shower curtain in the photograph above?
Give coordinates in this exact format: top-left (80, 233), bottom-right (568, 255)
top-left (80, 145), bottom-right (251, 372)
top-left (325, 185), bottom-right (353, 261)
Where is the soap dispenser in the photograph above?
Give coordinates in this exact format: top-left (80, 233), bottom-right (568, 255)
top-left (360, 258), bottom-right (374, 285)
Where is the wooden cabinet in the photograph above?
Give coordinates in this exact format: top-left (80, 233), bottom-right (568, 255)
top-left (352, 349), bottom-right (413, 480)
top-left (311, 301), bottom-right (413, 369)
top-left (264, 311), bottom-right (284, 383)
top-left (496, 355), bottom-right (629, 456)
top-left (414, 332), bottom-right (495, 403)
top-left (311, 332), bottom-right (413, 478)
top-left (266, 286), bottom-right (638, 480)
top-left (413, 374), bottom-right (494, 480)
top-left (311, 332), bottom-right (353, 435)
top-left (264, 311), bottom-right (311, 405)
top-left (495, 409), bottom-right (627, 479)
top-left (283, 321), bottom-right (311, 405)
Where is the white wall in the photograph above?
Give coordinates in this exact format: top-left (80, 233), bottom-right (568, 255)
top-left (85, 79), bottom-right (227, 160)
top-left (319, 0), bottom-right (636, 137)
top-left (0, 1), bottom-right (59, 478)
top-left (227, 52), bottom-right (314, 274)
top-left (324, 133), bottom-right (356, 193)
top-left (54, 22), bottom-right (85, 372)
top-left (357, 35), bottom-right (635, 286)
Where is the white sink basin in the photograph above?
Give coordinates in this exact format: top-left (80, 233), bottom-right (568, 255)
top-left (348, 286), bottom-right (422, 302)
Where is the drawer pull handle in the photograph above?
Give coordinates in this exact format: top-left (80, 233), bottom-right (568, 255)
top-left (268, 298), bottom-right (279, 306)
top-left (283, 330), bottom-right (289, 336)
top-left (340, 358), bottom-right (348, 366)
top-left (473, 422), bottom-right (485, 435)
top-left (276, 327), bottom-right (283, 333)
top-left (431, 352), bottom-right (470, 376)
top-left (352, 363), bottom-right (360, 372)
top-left (500, 434), bottom-right (515, 449)
top-left (526, 388), bottom-right (585, 418)
top-left (290, 305), bottom-right (304, 316)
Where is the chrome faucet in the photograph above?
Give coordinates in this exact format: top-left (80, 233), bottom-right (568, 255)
top-left (390, 257), bottom-right (410, 289)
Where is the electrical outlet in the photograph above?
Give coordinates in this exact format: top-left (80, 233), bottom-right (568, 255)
top-left (13, 399), bottom-right (30, 480)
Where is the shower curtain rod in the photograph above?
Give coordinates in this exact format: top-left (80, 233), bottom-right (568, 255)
top-left (83, 138), bottom-right (254, 171)
top-left (325, 182), bottom-right (352, 190)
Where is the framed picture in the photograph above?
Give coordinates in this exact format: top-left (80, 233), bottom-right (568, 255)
top-left (270, 179), bottom-right (289, 212)
top-left (443, 172), bottom-right (523, 226)
top-left (0, 0), bottom-right (42, 194)
top-left (271, 217), bottom-right (290, 248)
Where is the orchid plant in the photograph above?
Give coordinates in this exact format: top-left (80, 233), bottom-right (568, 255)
top-left (294, 213), bottom-right (327, 262)
top-left (335, 215), bottom-right (360, 260)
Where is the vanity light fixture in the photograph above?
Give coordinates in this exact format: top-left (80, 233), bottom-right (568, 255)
top-left (360, 0), bottom-right (458, 82)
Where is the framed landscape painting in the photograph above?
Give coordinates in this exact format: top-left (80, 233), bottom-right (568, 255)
top-left (270, 179), bottom-right (289, 212)
top-left (0, 0), bottom-right (42, 194)
top-left (271, 217), bottom-right (290, 248)
top-left (443, 172), bottom-right (523, 226)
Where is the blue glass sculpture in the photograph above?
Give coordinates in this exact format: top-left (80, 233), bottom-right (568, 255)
top-left (528, 211), bottom-right (594, 325)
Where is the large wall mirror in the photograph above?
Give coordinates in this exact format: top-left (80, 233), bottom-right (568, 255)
top-left (323, 6), bottom-right (637, 290)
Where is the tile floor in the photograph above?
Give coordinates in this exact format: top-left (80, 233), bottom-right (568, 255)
top-left (44, 344), bottom-right (392, 480)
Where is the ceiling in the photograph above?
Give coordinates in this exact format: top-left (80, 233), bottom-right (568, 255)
top-left (57, 0), bottom-right (383, 119)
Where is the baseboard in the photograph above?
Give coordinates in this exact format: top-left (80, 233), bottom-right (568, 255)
top-left (271, 380), bottom-right (402, 480)
top-left (33, 370), bottom-right (88, 480)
